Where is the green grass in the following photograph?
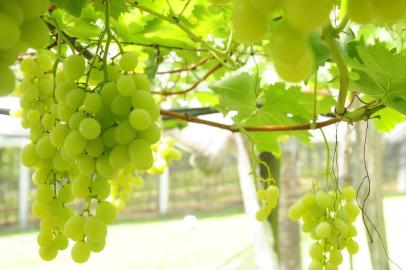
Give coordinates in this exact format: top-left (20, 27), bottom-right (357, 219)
top-left (0, 195), bottom-right (405, 270)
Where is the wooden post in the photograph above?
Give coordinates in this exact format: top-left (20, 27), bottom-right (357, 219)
top-left (234, 134), bottom-right (276, 270)
top-left (158, 168), bottom-right (170, 215)
top-left (18, 162), bottom-right (30, 229)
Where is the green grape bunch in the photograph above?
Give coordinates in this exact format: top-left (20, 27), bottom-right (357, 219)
top-left (109, 137), bottom-right (183, 210)
top-left (288, 186), bottom-right (360, 270)
top-left (256, 185), bottom-right (280, 221)
top-left (0, 0), bottom-right (50, 96)
top-left (17, 49), bottom-right (162, 263)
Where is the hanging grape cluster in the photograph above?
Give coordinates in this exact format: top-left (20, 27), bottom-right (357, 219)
top-left (17, 49), bottom-right (162, 263)
top-left (109, 137), bottom-right (183, 211)
top-left (288, 186), bottom-right (360, 270)
top-left (255, 185), bottom-right (280, 221)
top-left (0, 0), bottom-right (50, 95)
top-left (230, 0), bottom-right (334, 82)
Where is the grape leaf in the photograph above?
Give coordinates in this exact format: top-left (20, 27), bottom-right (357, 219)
top-left (347, 42), bottom-right (406, 115)
top-left (372, 107), bottom-right (406, 132)
top-left (52, 0), bottom-right (88, 17)
top-left (210, 74), bottom-right (334, 155)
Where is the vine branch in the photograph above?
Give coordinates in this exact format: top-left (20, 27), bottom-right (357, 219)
top-left (160, 109), bottom-right (340, 132)
top-left (152, 63), bottom-right (223, 96)
top-left (322, 24), bottom-right (349, 116)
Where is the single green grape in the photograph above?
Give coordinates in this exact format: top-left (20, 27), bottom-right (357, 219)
top-left (84, 216), bottom-right (107, 242)
top-left (110, 95), bottom-right (131, 117)
top-left (283, 0), bottom-right (333, 32)
top-left (39, 245), bottom-right (58, 261)
top-left (232, 0), bottom-right (268, 44)
top-left (91, 179), bottom-right (110, 200)
top-left (86, 137), bottom-right (104, 158)
top-left (132, 74), bottom-right (151, 92)
top-left (117, 75), bottom-right (136, 96)
top-left (129, 109), bottom-right (152, 131)
top-left (114, 121), bottom-right (136, 145)
top-left (347, 0), bottom-right (375, 24)
top-left (371, 0), bottom-right (406, 24)
top-left (0, 13), bottom-right (21, 50)
top-left (96, 201), bottom-right (117, 224)
top-left (83, 93), bottom-right (103, 115)
top-left (79, 118), bottom-right (101, 140)
top-left (63, 55), bottom-right (85, 80)
top-left (0, 64), bottom-right (16, 96)
top-left (309, 242), bottom-right (324, 260)
top-left (66, 88), bottom-right (85, 108)
top-left (129, 139), bottom-right (153, 170)
top-left (119, 52), bottom-right (138, 71)
top-left (137, 123), bottom-right (161, 145)
top-left (20, 18), bottom-right (49, 49)
top-left (273, 53), bottom-right (314, 83)
top-left (315, 221), bottom-right (332, 238)
top-left (71, 241), bottom-right (91, 263)
top-left (109, 145), bottom-right (130, 170)
top-left (96, 154), bottom-right (118, 179)
top-left (64, 215), bottom-right (85, 241)
top-left (71, 175), bottom-right (92, 198)
top-left (63, 131), bottom-right (87, 158)
top-left (35, 135), bottom-right (56, 159)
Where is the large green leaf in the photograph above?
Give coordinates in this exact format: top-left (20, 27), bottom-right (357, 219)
top-left (52, 0), bottom-right (88, 17)
top-left (210, 74), bottom-right (334, 155)
top-left (347, 42), bottom-right (406, 115)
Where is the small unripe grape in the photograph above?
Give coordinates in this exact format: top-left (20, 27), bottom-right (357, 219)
top-left (315, 221), bottom-right (332, 238)
top-left (63, 131), bottom-right (87, 158)
top-left (346, 238), bottom-right (359, 254)
top-left (342, 186), bottom-right (356, 201)
top-left (96, 201), bottom-right (117, 224)
top-left (119, 52), bottom-right (138, 71)
top-left (20, 18), bottom-right (49, 49)
top-left (232, 0), bottom-right (268, 44)
top-left (53, 233), bottom-right (69, 250)
top-left (39, 245), bottom-right (58, 261)
top-left (109, 145), bottom-right (130, 170)
top-left (71, 241), bottom-right (91, 263)
top-left (84, 216), bottom-right (107, 242)
top-left (110, 95), bottom-right (131, 117)
top-left (0, 64), bottom-right (15, 96)
top-left (96, 155), bottom-right (118, 179)
top-left (283, 0), bottom-right (333, 32)
top-left (329, 249), bottom-right (343, 265)
top-left (83, 93), bottom-right (103, 114)
top-left (309, 243), bottom-right (324, 260)
top-left (308, 260), bottom-right (323, 270)
top-left (137, 123), bottom-right (161, 145)
top-left (129, 108), bottom-right (152, 131)
top-left (0, 13), bottom-right (20, 50)
top-left (347, 0), bottom-right (375, 24)
top-left (315, 190), bottom-right (334, 209)
top-left (64, 215), bottom-right (85, 241)
top-left (79, 118), bottom-right (101, 140)
top-left (117, 75), bottom-right (136, 96)
top-left (92, 179), bottom-right (110, 200)
top-left (129, 139), bottom-right (153, 170)
top-left (132, 74), bottom-right (151, 91)
top-left (63, 55), bottom-right (85, 80)
top-left (37, 230), bottom-right (53, 246)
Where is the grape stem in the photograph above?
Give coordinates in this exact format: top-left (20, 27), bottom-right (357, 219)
top-left (103, 0), bottom-right (113, 83)
top-left (322, 24), bottom-right (349, 116)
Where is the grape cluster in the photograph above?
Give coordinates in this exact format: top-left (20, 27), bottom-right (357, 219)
top-left (288, 186), bottom-right (360, 270)
top-left (347, 0), bottom-right (406, 25)
top-left (148, 137), bottom-right (182, 175)
top-left (17, 51), bottom-right (161, 263)
top-left (0, 0), bottom-right (50, 96)
top-left (109, 137), bottom-right (183, 210)
top-left (255, 185), bottom-right (280, 221)
top-left (230, 0), bottom-right (334, 82)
